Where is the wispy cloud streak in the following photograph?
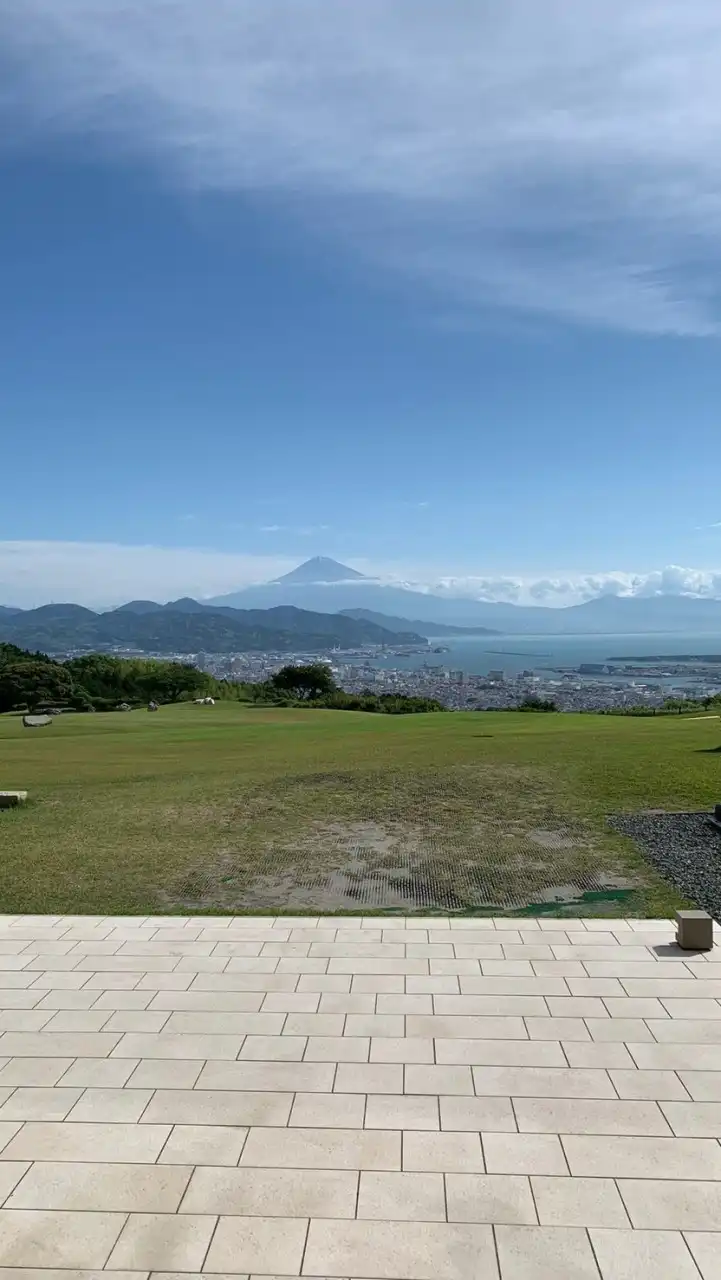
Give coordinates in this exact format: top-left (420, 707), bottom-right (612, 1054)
top-left (1, 1), bottom-right (721, 334)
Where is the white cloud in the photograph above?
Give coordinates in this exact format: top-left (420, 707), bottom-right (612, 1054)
top-left (421, 566), bottom-right (721, 606)
top-left (1, 1), bottom-right (721, 334)
top-left (258, 525), bottom-right (330, 536)
top-left (2, 542), bottom-right (720, 610)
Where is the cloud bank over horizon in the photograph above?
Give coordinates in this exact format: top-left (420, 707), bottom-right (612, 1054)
top-left (1, 540), bottom-right (721, 610)
top-left (2, 0), bottom-right (721, 336)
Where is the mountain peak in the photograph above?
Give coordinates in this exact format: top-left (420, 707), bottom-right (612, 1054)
top-left (111, 600), bottom-right (162, 615)
top-left (162, 597), bottom-right (206, 613)
top-left (275, 557), bottom-right (368, 585)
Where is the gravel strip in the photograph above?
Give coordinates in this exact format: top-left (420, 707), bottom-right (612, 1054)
top-left (609, 811), bottom-right (721, 919)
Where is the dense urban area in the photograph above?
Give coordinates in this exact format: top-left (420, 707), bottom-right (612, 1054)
top-left (44, 641), bottom-right (721, 712)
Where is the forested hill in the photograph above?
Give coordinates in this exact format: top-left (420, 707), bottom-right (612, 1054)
top-left (0, 602), bottom-right (424, 654)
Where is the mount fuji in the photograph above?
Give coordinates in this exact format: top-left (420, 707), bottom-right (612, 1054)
top-left (207, 558), bottom-right (721, 635)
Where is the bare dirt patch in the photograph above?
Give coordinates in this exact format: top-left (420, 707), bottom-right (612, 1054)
top-left (159, 765), bottom-right (641, 914)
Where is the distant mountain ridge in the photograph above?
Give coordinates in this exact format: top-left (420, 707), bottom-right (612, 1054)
top-left (340, 608), bottom-right (500, 637)
top-left (207, 558), bottom-right (721, 634)
top-left (0, 599), bottom-right (424, 655)
top-left (4, 558), bottom-right (721, 638)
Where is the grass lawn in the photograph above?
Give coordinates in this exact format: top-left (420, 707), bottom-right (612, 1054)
top-left (0, 703), bottom-right (719, 916)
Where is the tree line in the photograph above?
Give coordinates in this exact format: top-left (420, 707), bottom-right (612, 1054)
top-left (598, 693), bottom-right (721, 716)
top-left (0, 648), bottom-right (444, 716)
top-left (0, 644), bottom-right (219, 713)
top-left (245, 663), bottom-right (444, 714)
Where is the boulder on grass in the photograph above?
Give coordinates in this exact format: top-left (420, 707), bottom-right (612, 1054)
top-left (22, 715), bottom-right (52, 728)
top-left (0, 791), bottom-right (27, 809)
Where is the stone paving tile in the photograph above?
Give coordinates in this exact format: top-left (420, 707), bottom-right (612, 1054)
top-left (356, 1171), bottom-right (446, 1221)
top-left (513, 1097), bottom-right (671, 1136)
top-left (375, 993), bottom-right (433, 1014)
top-left (345, 1014), bottom-right (405, 1037)
top-left (6, 1161), bottom-right (191, 1212)
top-left (158, 1123), bottom-right (247, 1165)
top-left (0, 1210), bottom-right (126, 1268)
top-left (240, 1125), bottom-right (401, 1169)
top-left (5, 914), bottom-right (721, 1275)
top-left (207, 1213), bottom-right (308, 1274)
top-left (435, 1039), bottom-right (566, 1066)
top-left (660, 1101), bottom-right (721, 1136)
top-left (106, 1212), bottom-right (216, 1271)
top-left (261, 990), bottom-right (321, 1012)
top-left (0, 1162), bottom-right (30, 1203)
top-left (494, 1224), bottom-right (600, 1278)
top-left (587, 1017), bottom-right (655, 1042)
top-left (406, 1015), bottom-right (528, 1039)
top-left (685, 1231), bottom-right (721, 1278)
top-left (563, 1042), bottom-right (636, 1068)
top-left (364, 1094), bottom-right (438, 1131)
top-left (0, 1122), bottom-right (171, 1164)
top-left (531, 1175), bottom-right (629, 1227)
top-left (590, 1227), bottom-right (701, 1278)
top-left (0, 1035), bottom-right (120, 1058)
top-left (238, 1035), bottom-right (306, 1061)
top-left (369, 1036), bottom-right (434, 1063)
top-left (402, 1130), bottom-right (484, 1172)
top-left (0, 1123), bottom-right (24, 1155)
top-left (290, 1091), bottom-right (366, 1129)
top-left (439, 1095), bottom-right (516, 1132)
top-left (618, 1178), bottom-right (721, 1230)
top-left (472, 1066), bottom-right (616, 1097)
top-left (110, 1033), bottom-right (243, 1059)
top-left (406, 975), bottom-right (459, 994)
top-left (303, 1218), bottom-right (497, 1280)
top-left (0, 1090), bottom-right (84, 1122)
top-left (334, 1063), bottom-right (403, 1094)
top-left (0, 1013), bottom-right (53, 1033)
top-left (140, 1089), bottom-right (292, 1127)
top-left (482, 1133), bottom-right (568, 1175)
top-left (679, 1072), bottom-right (721, 1101)
top-left (445, 1172), bottom-right (536, 1224)
top-left (661, 998), bottom-right (721, 1018)
top-left (283, 1013), bottom-right (345, 1036)
top-left (196, 1060), bottom-right (335, 1092)
top-left (124, 1059), bottom-right (203, 1089)
top-left (432, 995), bottom-right (548, 1016)
top-left (66, 1088), bottom-right (153, 1123)
top-left (182, 1165), bottom-right (357, 1217)
top-left (404, 1065), bottom-right (474, 1095)
top-left (629, 1044), bottom-right (721, 1070)
top-left (317, 993), bottom-right (375, 1014)
top-left (303, 1035), bottom-right (370, 1061)
top-left (563, 1134), bottom-right (721, 1180)
top-left (609, 1069), bottom-right (690, 1100)
top-left (524, 1017), bottom-right (590, 1041)
top-left (649, 1019), bottom-right (721, 1042)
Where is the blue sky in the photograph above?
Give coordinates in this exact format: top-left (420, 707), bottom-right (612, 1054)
top-left (1, 0), bottom-right (721, 608)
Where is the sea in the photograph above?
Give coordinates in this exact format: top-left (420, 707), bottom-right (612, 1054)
top-left (366, 632), bottom-right (721, 680)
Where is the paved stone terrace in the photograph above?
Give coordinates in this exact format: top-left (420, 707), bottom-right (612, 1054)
top-left (0, 915), bottom-right (721, 1277)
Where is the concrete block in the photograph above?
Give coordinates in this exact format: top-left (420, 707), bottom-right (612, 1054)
top-left (0, 792), bottom-right (27, 809)
top-left (676, 910), bottom-right (713, 951)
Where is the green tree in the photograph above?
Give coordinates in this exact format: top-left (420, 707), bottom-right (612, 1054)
top-left (132, 659), bottom-right (208, 703)
top-left (0, 661), bottom-right (74, 713)
top-left (270, 663), bottom-right (336, 701)
top-left (65, 655), bottom-right (129, 700)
